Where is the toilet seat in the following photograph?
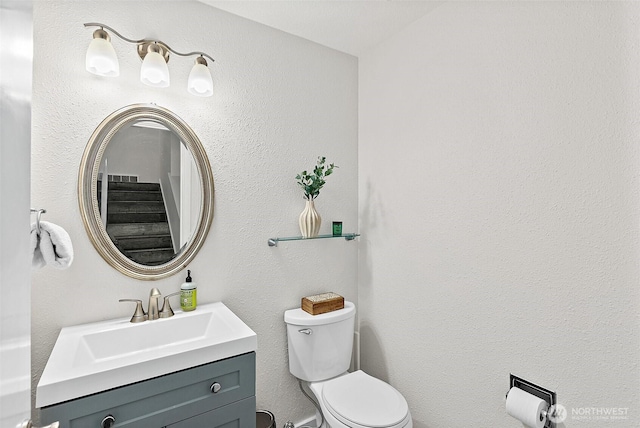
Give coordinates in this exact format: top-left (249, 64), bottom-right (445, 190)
top-left (321, 371), bottom-right (409, 428)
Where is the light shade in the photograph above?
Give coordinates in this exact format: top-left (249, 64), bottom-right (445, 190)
top-left (187, 57), bottom-right (213, 97)
top-left (86, 30), bottom-right (119, 77)
top-left (140, 45), bottom-right (170, 88)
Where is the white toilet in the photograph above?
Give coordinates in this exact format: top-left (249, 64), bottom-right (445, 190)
top-left (284, 301), bottom-right (412, 428)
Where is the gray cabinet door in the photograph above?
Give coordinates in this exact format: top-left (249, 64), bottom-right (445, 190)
top-left (40, 353), bottom-right (256, 428)
top-left (167, 396), bottom-right (256, 428)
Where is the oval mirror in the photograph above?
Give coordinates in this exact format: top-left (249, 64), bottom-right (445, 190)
top-left (79, 104), bottom-right (214, 280)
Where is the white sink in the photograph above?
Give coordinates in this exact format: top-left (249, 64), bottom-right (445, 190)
top-left (36, 302), bottom-right (257, 408)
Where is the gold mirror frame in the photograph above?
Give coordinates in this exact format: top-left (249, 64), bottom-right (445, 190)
top-left (78, 104), bottom-right (214, 280)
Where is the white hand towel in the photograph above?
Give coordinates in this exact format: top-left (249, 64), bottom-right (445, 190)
top-left (30, 229), bottom-right (46, 269)
top-left (31, 221), bottom-right (74, 270)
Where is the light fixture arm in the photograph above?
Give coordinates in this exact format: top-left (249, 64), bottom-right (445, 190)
top-left (84, 23), bottom-right (215, 64)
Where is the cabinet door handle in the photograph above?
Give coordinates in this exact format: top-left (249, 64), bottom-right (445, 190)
top-left (210, 382), bottom-right (221, 393)
top-left (101, 414), bottom-right (115, 428)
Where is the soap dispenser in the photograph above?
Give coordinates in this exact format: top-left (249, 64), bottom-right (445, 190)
top-left (180, 270), bottom-right (197, 312)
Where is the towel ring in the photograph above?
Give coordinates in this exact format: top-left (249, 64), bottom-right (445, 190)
top-left (30, 208), bottom-right (46, 235)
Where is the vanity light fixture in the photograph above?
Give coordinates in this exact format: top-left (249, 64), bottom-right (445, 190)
top-left (139, 42), bottom-right (170, 88)
top-left (85, 28), bottom-right (119, 77)
top-left (84, 23), bottom-right (215, 97)
top-left (187, 56), bottom-right (214, 97)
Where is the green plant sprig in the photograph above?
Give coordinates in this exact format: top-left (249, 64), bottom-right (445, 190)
top-left (295, 156), bottom-right (337, 200)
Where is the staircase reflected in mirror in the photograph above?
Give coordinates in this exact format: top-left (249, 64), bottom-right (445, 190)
top-left (98, 180), bottom-right (176, 266)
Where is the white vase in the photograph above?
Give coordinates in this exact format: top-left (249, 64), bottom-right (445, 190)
top-left (299, 199), bottom-right (321, 238)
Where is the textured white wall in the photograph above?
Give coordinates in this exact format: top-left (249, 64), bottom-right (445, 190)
top-left (31, 1), bottom-right (357, 424)
top-left (359, 2), bottom-right (640, 427)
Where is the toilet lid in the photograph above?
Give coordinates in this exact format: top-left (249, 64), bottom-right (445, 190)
top-left (322, 371), bottom-right (408, 428)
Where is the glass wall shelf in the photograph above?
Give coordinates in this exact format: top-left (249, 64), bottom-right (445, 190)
top-left (268, 233), bottom-right (360, 247)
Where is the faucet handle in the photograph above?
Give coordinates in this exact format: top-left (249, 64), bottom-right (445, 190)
top-left (159, 292), bottom-right (181, 318)
top-left (119, 299), bottom-right (147, 323)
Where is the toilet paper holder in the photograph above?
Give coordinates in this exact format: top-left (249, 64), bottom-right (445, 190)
top-left (507, 374), bottom-right (558, 428)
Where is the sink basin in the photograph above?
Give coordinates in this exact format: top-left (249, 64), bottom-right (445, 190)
top-left (37, 302), bottom-right (257, 408)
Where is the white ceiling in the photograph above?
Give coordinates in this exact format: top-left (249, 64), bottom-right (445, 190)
top-left (198, 1), bottom-right (443, 57)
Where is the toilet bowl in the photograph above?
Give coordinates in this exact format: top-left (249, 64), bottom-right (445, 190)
top-left (309, 370), bottom-right (412, 428)
top-left (284, 302), bottom-right (412, 428)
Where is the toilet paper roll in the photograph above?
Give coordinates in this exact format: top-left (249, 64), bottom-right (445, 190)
top-left (506, 387), bottom-right (548, 428)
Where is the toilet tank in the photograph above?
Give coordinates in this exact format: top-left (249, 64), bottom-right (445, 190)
top-left (284, 301), bottom-right (356, 382)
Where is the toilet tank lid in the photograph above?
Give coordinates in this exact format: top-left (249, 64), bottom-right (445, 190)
top-left (284, 301), bottom-right (355, 326)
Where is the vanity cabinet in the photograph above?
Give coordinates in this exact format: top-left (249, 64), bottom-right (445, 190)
top-left (40, 352), bottom-right (256, 428)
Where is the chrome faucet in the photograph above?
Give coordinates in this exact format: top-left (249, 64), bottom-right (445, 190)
top-left (120, 288), bottom-right (176, 323)
top-left (147, 288), bottom-right (162, 321)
